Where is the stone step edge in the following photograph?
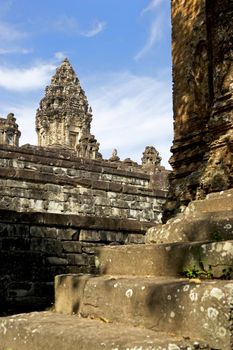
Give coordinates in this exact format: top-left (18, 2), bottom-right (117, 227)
top-left (94, 240), bottom-right (233, 278)
top-left (54, 274), bottom-right (233, 349)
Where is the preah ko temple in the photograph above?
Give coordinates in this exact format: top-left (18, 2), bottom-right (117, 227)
top-left (0, 1), bottom-right (233, 349)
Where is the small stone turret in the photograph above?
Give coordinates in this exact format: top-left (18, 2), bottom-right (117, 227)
top-left (142, 146), bottom-right (161, 170)
top-left (36, 58), bottom-right (101, 159)
top-left (109, 149), bottom-right (120, 162)
top-left (0, 113), bottom-right (21, 147)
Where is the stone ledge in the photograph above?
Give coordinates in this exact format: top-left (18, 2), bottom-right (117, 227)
top-left (0, 168), bottom-right (167, 198)
top-left (0, 209), bottom-right (154, 232)
top-left (0, 145), bottom-right (156, 180)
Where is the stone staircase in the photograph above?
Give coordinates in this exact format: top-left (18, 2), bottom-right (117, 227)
top-left (1, 189), bottom-right (233, 349)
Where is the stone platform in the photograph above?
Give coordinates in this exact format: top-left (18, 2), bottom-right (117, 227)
top-left (0, 311), bottom-right (209, 350)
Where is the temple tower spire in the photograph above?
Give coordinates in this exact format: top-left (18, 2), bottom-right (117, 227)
top-left (36, 58), bottom-right (101, 159)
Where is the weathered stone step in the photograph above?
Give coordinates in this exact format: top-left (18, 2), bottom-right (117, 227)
top-left (0, 311), bottom-right (209, 350)
top-left (188, 189), bottom-right (233, 214)
top-left (94, 240), bottom-right (233, 278)
top-left (55, 274), bottom-right (233, 350)
top-left (146, 211), bottom-right (233, 244)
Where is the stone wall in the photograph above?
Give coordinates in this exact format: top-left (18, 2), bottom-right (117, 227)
top-left (0, 144), bottom-right (168, 313)
top-left (0, 144), bottom-right (167, 221)
top-left (167, 0), bottom-right (233, 219)
top-left (0, 210), bottom-right (154, 315)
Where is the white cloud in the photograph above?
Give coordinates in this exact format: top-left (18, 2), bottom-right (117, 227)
top-left (134, 17), bottom-right (163, 61)
top-left (51, 16), bottom-right (106, 38)
top-left (0, 47), bottom-right (32, 55)
top-left (0, 103), bottom-right (38, 145)
top-left (54, 51), bottom-right (66, 61)
top-left (0, 20), bottom-right (30, 56)
top-left (0, 63), bottom-right (56, 91)
top-left (0, 21), bottom-right (26, 42)
top-left (81, 21), bottom-right (106, 38)
top-left (86, 71), bottom-right (173, 167)
top-left (51, 16), bottom-right (80, 34)
top-left (141, 0), bottom-right (163, 15)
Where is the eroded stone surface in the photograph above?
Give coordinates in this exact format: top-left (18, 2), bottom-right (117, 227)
top-left (167, 0), bottom-right (233, 218)
top-left (55, 275), bottom-right (233, 349)
top-left (92, 241), bottom-right (233, 279)
top-left (147, 189), bottom-right (233, 244)
top-left (0, 311), bottom-right (209, 350)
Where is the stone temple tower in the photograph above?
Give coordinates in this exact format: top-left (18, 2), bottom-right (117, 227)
top-left (36, 58), bottom-right (101, 159)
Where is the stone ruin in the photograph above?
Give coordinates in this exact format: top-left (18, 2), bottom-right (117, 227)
top-left (1, 1), bottom-right (233, 349)
top-left (0, 56), bottom-right (169, 315)
top-left (0, 113), bottom-right (20, 147)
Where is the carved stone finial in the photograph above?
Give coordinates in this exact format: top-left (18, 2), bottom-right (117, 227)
top-left (109, 148), bottom-right (120, 162)
top-left (142, 146), bottom-right (161, 169)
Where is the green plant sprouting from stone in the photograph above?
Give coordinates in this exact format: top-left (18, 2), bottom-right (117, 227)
top-left (182, 263), bottom-right (213, 279)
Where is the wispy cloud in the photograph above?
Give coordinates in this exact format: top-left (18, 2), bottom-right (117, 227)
top-left (81, 21), bottom-right (106, 37)
top-left (0, 20), bottom-right (30, 56)
top-left (141, 0), bottom-right (163, 15)
top-left (51, 16), bottom-right (106, 38)
top-left (86, 71), bottom-right (172, 167)
top-left (54, 51), bottom-right (66, 61)
top-left (0, 47), bottom-right (32, 55)
top-left (51, 15), bottom-right (80, 34)
top-left (135, 0), bottom-right (167, 61)
top-left (134, 16), bottom-right (163, 61)
top-left (0, 21), bottom-right (27, 42)
top-left (0, 63), bottom-right (56, 91)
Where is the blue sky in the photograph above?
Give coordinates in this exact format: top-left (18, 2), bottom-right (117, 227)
top-left (0, 0), bottom-right (172, 167)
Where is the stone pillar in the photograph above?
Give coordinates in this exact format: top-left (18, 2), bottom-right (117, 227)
top-left (198, 0), bottom-right (233, 196)
top-left (166, 0), bottom-right (233, 218)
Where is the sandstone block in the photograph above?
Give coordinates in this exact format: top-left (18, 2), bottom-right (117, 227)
top-left (66, 254), bottom-right (88, 266)
top-left (55, 274), bottom-right (233, 349)
top-left (62, 241), bottom-right (82, 253)
top-left (94, 241), bottom-right (233, 279)
top-left (46, 257), bottom-right (68, 266)
top-left (30, 226), bottom-right (57, 238)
